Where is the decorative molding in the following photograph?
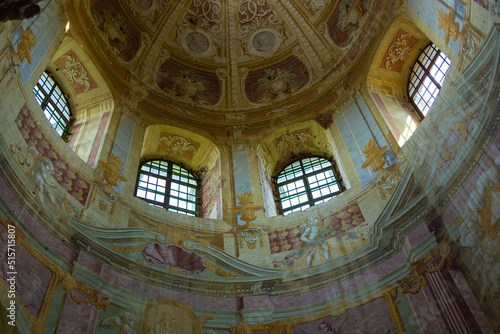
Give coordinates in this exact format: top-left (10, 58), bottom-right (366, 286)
top-left (92, 155), bottom-right (127, 214)
top-left (238, 227), bottom-right (264, 249)
top-left (0, 215), bottom-right (109, 334)
top-left (397, 237), bottom-right (459, 295)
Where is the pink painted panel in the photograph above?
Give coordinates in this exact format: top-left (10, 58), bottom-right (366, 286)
top-left (100, 265), bottom-right (239, 311)
top-left (0, 175), bottom-right (77, 263)
top-left (372, 92), bottom-right (403, 140)
top-left (67, 122), bottom-right (82, 150)
top-left (87, 111), bottom-right (110, 167)
top-left (56, 292), bottom-right (98, 333)
top-left (0, 228), bottom-right (52, 318)
top-left (271, 251), bottom-right (406, 310)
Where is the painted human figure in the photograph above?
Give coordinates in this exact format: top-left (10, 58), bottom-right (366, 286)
top-left (27, 147), bottom-right (56, 204)
top-left (300, 214), bottom-right (329, 267)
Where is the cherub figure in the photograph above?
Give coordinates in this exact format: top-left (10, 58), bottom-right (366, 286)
top-left (300, 214), bottom-right (331, 267)
top-left (101, 311), bottom-right (137, 334)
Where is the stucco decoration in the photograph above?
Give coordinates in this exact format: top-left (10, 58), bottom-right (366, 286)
top-left (237, 0), bottom-right (286, 58)
top-left (244, 56), bottom-right (309, 103)
top-left (326, 0), bottom-right (373, 48)
top-left (397, 238), bottom-right (460, 295)
top-left (239, 227), bottom-right (265, 249)
top-left (142, 243), bottom-right (207, 274)
top-left (90, 0), bottom-right (141, 61)
top-left (382, 29), bottom-right (419, 71)
top-left (274, 128), bottom-right (314, 162)
top-left (246, 28), bottom-right (283, 58)
top-left (54, 50), bottom-right (97, 94)
top-left (238, 0), bottom-right (279, 37)
top-left (156, 59), bottom-right (221, 105)
top-left (158, 134), bottom-right (198, 159)
top-left (92, 155), bottom-right (127, 214)
top-left (175, 0), bottom-right (222, 60)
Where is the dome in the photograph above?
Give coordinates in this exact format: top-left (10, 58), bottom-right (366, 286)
top-left (65, 0), bottom-right (399, 137)
top-left (0, 0), bottom-right (499, 333)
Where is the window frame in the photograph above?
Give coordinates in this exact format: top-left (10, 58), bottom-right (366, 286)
top-left (407, 43), bottom-right (451, 119)
top-left (134, 159), bottom-right (200, 217)
top-left (273, 156), bottom-right (343, 215)
top-left (33, 71), bottom-right (73, 141)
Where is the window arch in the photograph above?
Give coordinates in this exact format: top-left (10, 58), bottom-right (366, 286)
top-left (274, 157), bottom-right (343, 215)
top-left (408, 43), bottom-right (451, 118)
top-left (135, 159), bottom-right (199, 216)
top-left (33, 71), bottom-right (73, 140)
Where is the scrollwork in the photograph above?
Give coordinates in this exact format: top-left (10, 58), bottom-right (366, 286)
top-left (385, 33), bottom-right (411, 70)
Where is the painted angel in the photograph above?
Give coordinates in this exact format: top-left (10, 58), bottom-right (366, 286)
top-left (100, 312), bottom-right (137, 334)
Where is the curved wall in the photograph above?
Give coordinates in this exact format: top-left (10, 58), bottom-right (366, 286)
top-left (0, 2), bottom-right (499, 333)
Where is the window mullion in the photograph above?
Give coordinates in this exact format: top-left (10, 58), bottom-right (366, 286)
top-left (301, 160), bottom-right (315, 207)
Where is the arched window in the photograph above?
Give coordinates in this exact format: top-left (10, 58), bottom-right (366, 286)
top-left (135, 159), bottom-right (199, 216)
top-left (33, 71), bottom-right (73, 140)
top-left (408, 43), bottom-right (451, 118)
top-left (274, 157), bottom-right (343, 215)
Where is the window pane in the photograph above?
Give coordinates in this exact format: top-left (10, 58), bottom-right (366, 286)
top-left (275, 158), bottom-right (342, 215)
top-left (135, 160), bottom-right (198, 216)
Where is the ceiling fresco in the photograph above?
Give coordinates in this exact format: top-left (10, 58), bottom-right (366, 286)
top-left (66, 0), bottom-right (401, 138)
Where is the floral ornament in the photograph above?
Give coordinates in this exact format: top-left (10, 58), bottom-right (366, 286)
top-left (275, 130), bottom-right (313, 157)
top-left (385, 33), bottom-right (412, 70)
top-left (61, 55), bottom-right (91, 91)
top-left (159, 135), bottom-right (197, 156)
top-left (168, 70), bottom-right (211, 105)
top-left (92, 4), bottom-right (130, 55)
top-left (257, 67), bottom-right (303, 103)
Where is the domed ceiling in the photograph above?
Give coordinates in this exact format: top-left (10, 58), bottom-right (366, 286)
top-left (65, 0), bottom-right (399, 138)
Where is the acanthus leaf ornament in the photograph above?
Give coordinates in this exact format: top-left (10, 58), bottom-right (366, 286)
top-left (159, 135), bottom-right (197, 156)
top-left (61, 54), bottom-right (91, 91)
top-left (385, 33), bottom-right (412, 70)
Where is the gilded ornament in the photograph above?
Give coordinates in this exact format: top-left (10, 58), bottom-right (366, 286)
top-left (396, 237), bottom-right (459, 295)
top-left (361, 139), bottom-right (387, 173)
top-left (234, 191), bottom-right (263, 228)
top-left (159, 135), bottom-right (197, 156)
top-left (15, 26), bottom-right (36, 65)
